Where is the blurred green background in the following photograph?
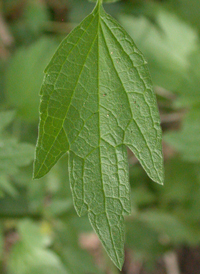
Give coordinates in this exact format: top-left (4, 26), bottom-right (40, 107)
top-left (0, 0), bottom-right (200, 273)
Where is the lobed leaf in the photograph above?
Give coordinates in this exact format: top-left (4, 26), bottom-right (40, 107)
top-left (33, 1), bottom-right (164, 269)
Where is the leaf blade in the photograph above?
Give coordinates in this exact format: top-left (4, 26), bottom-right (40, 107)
top-left (34, 3), bottom-right (164, 269)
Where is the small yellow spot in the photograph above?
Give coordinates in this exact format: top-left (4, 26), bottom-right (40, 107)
top-left (111, 52), bottom-right (113, 54)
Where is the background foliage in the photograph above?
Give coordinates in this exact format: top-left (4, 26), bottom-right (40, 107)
top-left (0, 0), bottom-right (200, 273)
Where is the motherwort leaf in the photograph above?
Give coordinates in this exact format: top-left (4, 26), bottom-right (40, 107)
top-left (33, 1), bottom-right (164, 269)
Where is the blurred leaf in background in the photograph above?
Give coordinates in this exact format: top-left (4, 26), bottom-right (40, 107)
top-left (0, 111), bottom-right (34, 197)
top-left (7, 220), bottom-right (68, 274)
top-left (119, 5), bottom-right (198, 91)
top-left (5, 38), bottom-right (59, 122)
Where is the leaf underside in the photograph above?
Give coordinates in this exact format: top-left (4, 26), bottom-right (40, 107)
top-left (33, 3), bottom-right (164, 269)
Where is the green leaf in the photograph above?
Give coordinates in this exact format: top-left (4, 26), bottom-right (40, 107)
top-left (33, 2), bottom-right (164, 269)
top-left (119, 7), bottom-right (198, 91)
top-left (0, 111), bottom-right (35, 196)
top-left (17, 220), bottom-right (46, 249)
top-left (8, 243), bottom-right (68, 274)
top-left (0, 138), bottom-right (34, 175)
top-left (8, 220), bottom-right (68, 274)
top-left (0, 111), bottom-right (35, 197)
top-left (5, 37), bottom-right (59, 122)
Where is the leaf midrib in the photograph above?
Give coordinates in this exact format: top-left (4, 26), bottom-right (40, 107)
top-left (97, 5), bottom-right (121, 267)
